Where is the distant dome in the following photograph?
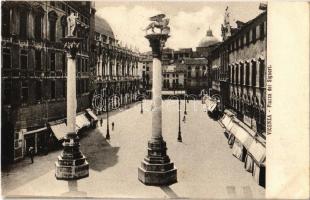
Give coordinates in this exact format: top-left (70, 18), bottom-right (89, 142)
top-left (95, 15), bottom-right (115, 39)
top-left (198, 28), bottom-right (220, 48)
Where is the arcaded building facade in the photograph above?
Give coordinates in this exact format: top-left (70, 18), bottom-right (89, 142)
top-left (93, 16), bottom-right (140, 112)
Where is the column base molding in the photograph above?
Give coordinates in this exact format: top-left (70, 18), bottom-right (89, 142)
top-left (138, 139), bottom-right (177, 186)
top-left (55, 134), bottom-right (89, 180)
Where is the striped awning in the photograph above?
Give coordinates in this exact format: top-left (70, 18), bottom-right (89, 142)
top-left (86, 108), bottom-right (98, 121)
top-left (76, 114), bottom-right (90, 129)
top-left (50, 123), bottom-right (67, 140)
top-left (248, 140), bottom-right (266, 166)
top-left (220, 114), bottom-right (234, 132)
top-left (230, 122), bottom-right (254, 150)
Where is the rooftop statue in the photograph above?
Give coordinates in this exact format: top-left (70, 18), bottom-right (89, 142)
top-left (144, 14), bottom-right (170, 35)
top-left (67, 12), bottom-right (79, 37)
top-left (221, 6), bottom-right (231, 39)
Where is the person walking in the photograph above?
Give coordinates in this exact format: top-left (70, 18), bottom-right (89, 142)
top-left (112, 122), bottom-right (115, 131)
top-left (182, 115), bottom-right (186, 123)
top-left (100, 118), bottom-right (103, 127)
top-left (29, 146), bottom-right (34, 164)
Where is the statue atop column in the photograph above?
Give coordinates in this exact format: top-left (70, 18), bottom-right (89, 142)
top-left (138, 13), bottom-right (177, 186)
top-left (67, 12), bottom-right (79, 37)
top-left (221, 6), bottom-right (231, 40)
top-left (144, 14), bottom-right (170, 35)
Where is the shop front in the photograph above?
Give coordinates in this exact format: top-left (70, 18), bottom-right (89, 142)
top-left (219, 109), bottom-right (266, 187)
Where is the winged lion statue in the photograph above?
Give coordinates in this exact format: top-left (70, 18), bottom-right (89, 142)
top-left (144, 14), bottom-right (170, 34)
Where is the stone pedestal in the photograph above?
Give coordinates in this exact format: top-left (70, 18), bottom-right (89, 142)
top-left (55, 36), bottom-right (89, 180)
top-left (138, 33), bottom-right (177, 186)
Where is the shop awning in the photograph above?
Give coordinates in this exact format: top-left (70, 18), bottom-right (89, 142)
top-left (207, 101), bottom-right (217, 112)
top-left (220, 114), bottom-right (234, 131)
top-left (50, 123), bottom-right (67, 140)
top-left (86, 108), bottom-right (98, 121)
top-left (76, 114), bottom-right (90, 129)
top-left (24, 127), bottom-right (48, 135)
top-left (248, 140), bottom-right (266, 165)
top-left (230, 122), bottom-right (254, 150)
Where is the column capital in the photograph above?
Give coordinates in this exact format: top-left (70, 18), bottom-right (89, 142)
top-left (62, 36), bottom-right (83, 59)
top-left (145, 33), bottom-right (170, 59)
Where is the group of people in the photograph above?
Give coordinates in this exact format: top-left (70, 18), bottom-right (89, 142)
top-left (99, 118), bottom-right (115, 131)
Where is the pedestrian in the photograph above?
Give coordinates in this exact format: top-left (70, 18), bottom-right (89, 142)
top-left (100, 118), bottom-right (103, 127)
top-left (112, 122), bottom-right (115, 131)
top-left (29, 146), bottom-right (34, 164)
top-left (182, 115), bottom-right (186, 123)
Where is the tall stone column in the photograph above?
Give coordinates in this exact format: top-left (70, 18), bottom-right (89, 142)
top-left (138, 33), bottom-right (177, 185)
top-left (55, 36), bottom-right (89, 180)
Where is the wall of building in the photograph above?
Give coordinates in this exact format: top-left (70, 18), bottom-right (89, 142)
top-left (208, 11), bottom-right (267, 137)
top-left (1, 1), bottom-right (94, 162)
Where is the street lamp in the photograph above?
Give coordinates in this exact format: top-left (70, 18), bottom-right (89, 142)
top-left (105, 82), bottom-right (110, 140)
top-left (184, 92), bottom-right (187, 115)
top-left (177, 85), bottom-right (182, 142)
top-left (140, 97), bottom-right (143, 114)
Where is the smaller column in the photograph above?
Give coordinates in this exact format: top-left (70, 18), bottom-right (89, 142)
top-left (55, 36), bottom-right (89, 180)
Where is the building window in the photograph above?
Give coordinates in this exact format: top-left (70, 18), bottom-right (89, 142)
top-left (2, 48), bottom-right (11, 68)
top-left (246, 31), bottom-right (250, 46)
top-left (240, 63), bottom-right (244, 85)
top-left (35, 80), bottom-right (42, 101)
top-left (2, 7), bottom-right (10, 37)
top-left (3, 80), bottom-right (11, 105)
top-left (77, 80), bottom-right (81, 94)
top-left (34, 14), bottom-right (42, 40)
top-left (49, 21), bottom-right (56, 42)
top-left (236, 64), bottom-right (239, 84)
top-left (62, 80), bottom-right (66, 97)
top-left (20, 50), bottom-right (28, 69)
top-left (20, 10), bottom-right (28, 39)
top-left (62, 54), bottom-right (66, 72)
top-left (252, 61), bottom-right (257, 87)
top-left (51, 81), bottom-right (56, 99)
top-left (86, 80), bottom-right (89, 92)
top-left (77, 57), bottom-right (81, 72)
top-left (259, 59), bottom-right (265, 87)
top-left (21, 80), bottom-right (28, 103)
top-left (231, 65), bottom-right (234, 84)
top-left (246, 62), bottom-right (250, 85)
top-left (35, 50), bottom-right (41, 70)
top-left (252, 27), bottom-right (256, 43)
top-left (260, 23), bottom-right (265, 39)
top-left (240, 37), bottom-right (244, 49)
top-left (48, 11), bottom-right (58, 42)
top-left (85, 59), bottom-right (88, 72)
top-left (50, 52), bottom-right (56, 71)
top-left (236, 39), bottom-right (239, 50)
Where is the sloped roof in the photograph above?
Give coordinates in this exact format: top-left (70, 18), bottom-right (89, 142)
top-left (183, 58), bottom-right (208, 65)
top-left (95, 15), bottom-right (114, 39)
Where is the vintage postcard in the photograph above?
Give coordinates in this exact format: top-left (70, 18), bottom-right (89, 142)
top-left (1, 1), bottom-right (309, 199)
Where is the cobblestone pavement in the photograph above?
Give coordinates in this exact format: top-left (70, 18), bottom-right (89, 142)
top-left (1, 100), bottom-right (265, 199)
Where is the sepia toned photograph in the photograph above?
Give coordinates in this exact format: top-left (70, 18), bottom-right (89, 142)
top-left (0, 1), bottom-right (308, 199)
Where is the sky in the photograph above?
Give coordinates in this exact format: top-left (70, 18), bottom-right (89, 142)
top-left (95, 1), bottom-right (264, 53)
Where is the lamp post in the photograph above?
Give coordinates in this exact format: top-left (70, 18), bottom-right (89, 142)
top-left (177, 85), bottom-right (182, 142)
top-left (106, 82), bottom-right (110, 140)
top-left (140, 97), bottom-right (143, 114)
top-left (184, 92), bottom-right (187, 115)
